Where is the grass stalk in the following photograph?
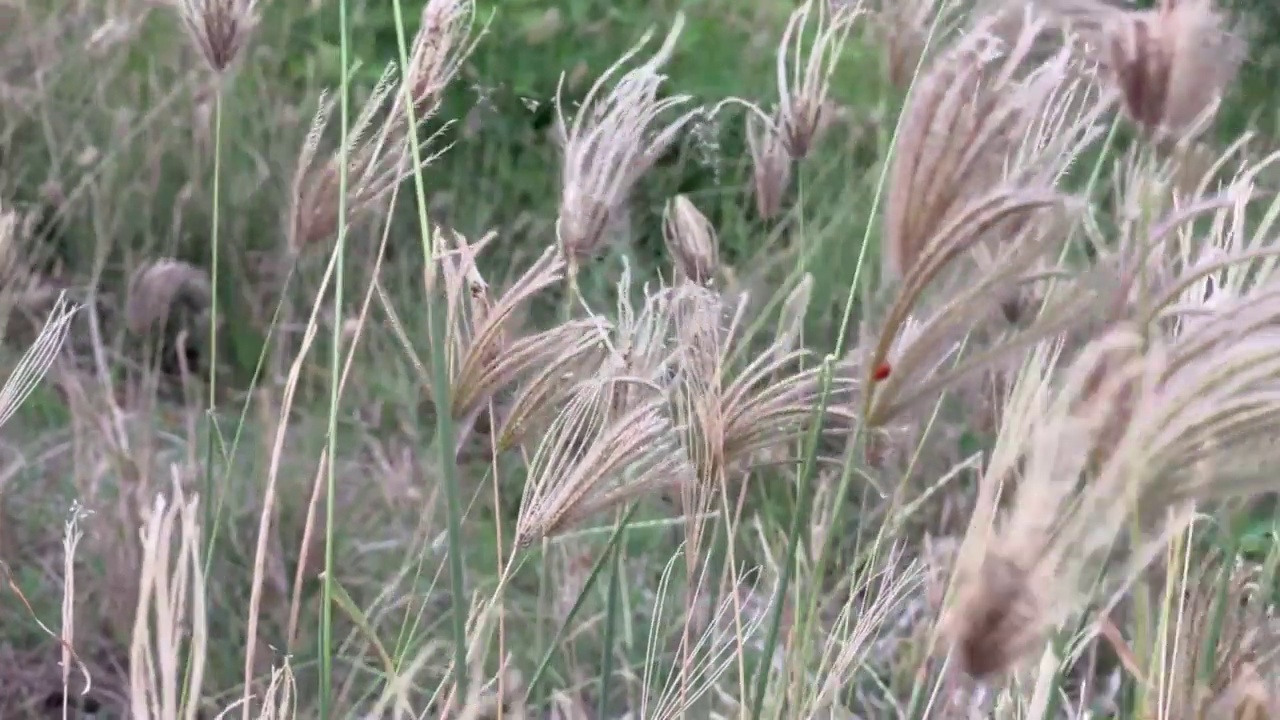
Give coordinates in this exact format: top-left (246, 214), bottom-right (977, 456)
top-left (318, 0), bottom-right (351, 712)
top-left (748, 355), bottom-right (834, 719)
top-left (596, 515), bottom-right (624, 719)
top-left (386, 0), bottom-right (469, 699)
top-left (525, 503), bottom-right (640, 704)
top-left (186, 83), bottom-right (225, 715)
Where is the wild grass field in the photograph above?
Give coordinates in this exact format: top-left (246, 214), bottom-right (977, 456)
top-left (3, 0), bottom-right (1280, 717)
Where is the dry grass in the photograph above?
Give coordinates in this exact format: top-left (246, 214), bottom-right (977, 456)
top-left (3, 0), bottom-right (1280, 717)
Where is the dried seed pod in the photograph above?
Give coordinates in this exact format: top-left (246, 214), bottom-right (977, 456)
top-left (745, 111), bottom-right (793, 221)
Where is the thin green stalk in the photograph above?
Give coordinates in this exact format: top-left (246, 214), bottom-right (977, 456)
top-left (387, 0), bottom-right (469, 698)
top-left (526, 504), bottom-right (640, 704)
top-left (319, 0), bottom-right (351, 712)
top-left (749, 355), bottom-right (834, 719)
top-left (205, 91), bottom-right (222, 543)
top-left (597, 520), bottom-right (624, 719)
top-left (801, 34), bottom-right (951, 649)
top-left (202, 260), bottom-right (300, 581)
top-left (185, 82), bottom-right (224, 718)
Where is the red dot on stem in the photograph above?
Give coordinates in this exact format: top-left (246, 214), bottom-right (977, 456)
top-left (872, 362), bottom-right (892, 381)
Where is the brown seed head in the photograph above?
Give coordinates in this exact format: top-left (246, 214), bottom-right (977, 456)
top-left (745, 111), bottom-right (793, 221)
top-left (662, 195), bottom-right (718, 284)
top-left (1099, 0), bottom-right (1244, 138)
top-left (174, 0), bottom-right (259, 73)
top-left (125, 259), bottom-right (212, 336)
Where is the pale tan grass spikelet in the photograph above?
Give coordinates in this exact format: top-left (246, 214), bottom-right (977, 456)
top-left (438, 239), bottom-right (609, 454)
top-left (662, 194), bottom-right (718, 285)
top-left (939, 332), bottom-right (1146, 678)
top-left (592, 259), bottom-right (685, 418)
top-left (397, 0), bottom-right (479, 122)
top-left (0, 292), bottom-right (79, 429)
top-left (672, 284), bottom-right (856, 476)
top-left (945, 266), bottom-right (1280, 678)
top-left (173, 0), bottom-right (259, 73)
top-left (771, 0), bottom-right (861, 159)
top-left (125, 259), bottom-right (212, 337)
top-left (745, 111), bottom-right (793, 221)
top-left (287, 71), bottom-right (431, 252)
top-left (555, 14), bottom-right (701, 267)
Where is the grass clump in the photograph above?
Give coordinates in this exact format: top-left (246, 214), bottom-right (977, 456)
top-left (5, 0), bottom-right (1280, 718)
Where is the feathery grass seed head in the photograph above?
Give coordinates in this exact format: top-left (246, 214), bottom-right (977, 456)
top-left (555, 14), bottom-right (702, 265)
top-left (287, 4), bottom-right (477, 253)
top-left (514, 390), bottom-right (693, 549)
top-left (1101, 0), bottom-right (1244, 138)
top-left (745, 111), bottom-right (793, 221)
top-left (173, 0), bottom-right (258, 73)
top-left (773, 0), bottom-right (861, 159)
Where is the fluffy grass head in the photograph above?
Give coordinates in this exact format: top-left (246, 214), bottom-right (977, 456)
top-left (172, 0), bottom-right (259, 74)
top-left (554, 14), bottom-right (701, 268)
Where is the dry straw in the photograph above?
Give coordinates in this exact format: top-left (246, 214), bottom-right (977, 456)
top-left (128, 474), bottom-right (207, 720)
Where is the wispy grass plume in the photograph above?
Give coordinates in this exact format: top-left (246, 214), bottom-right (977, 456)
top-left (514, 383), bottom-right (693, 549)
top-left (866, 5), bottom-right (1113, 426)
top-left (288, 0), bottom-right (479, 253)
top-left (554, 14), bottom-right (701, 271)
